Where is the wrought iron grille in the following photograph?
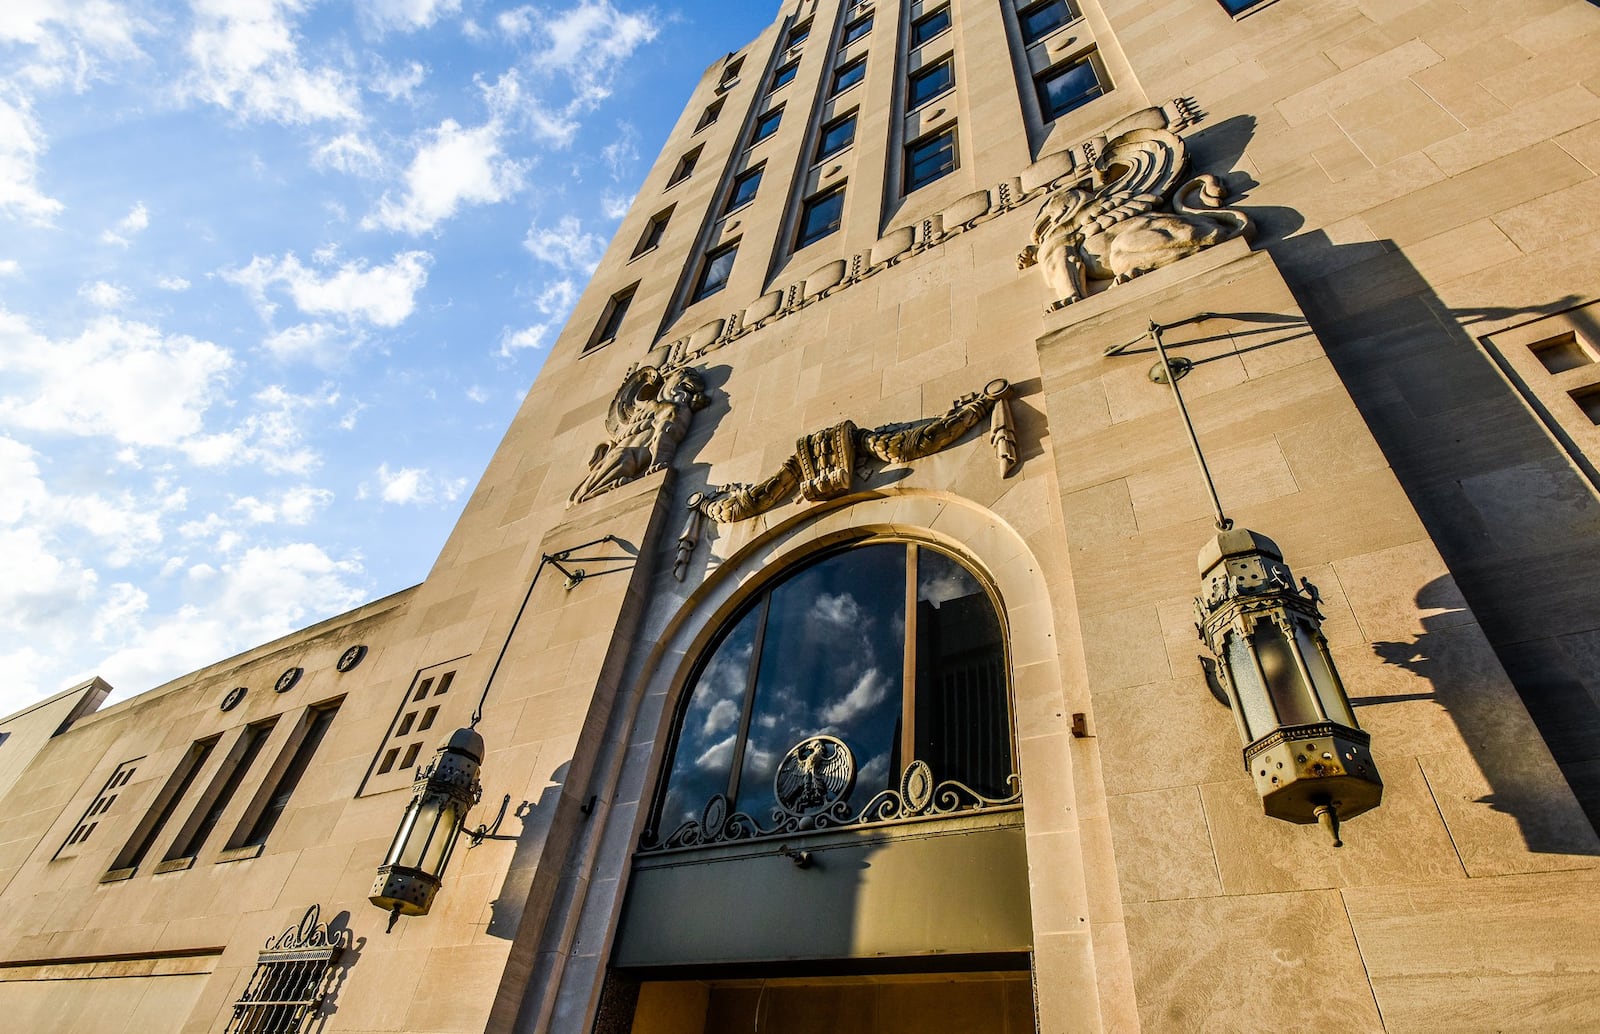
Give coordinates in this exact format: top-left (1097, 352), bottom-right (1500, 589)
top-left (225, 905), bottom-right (345, 1034)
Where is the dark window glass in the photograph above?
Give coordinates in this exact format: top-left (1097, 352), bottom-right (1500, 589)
top-left (720, 57), bottom-right (743, 88)
top-left (911, 7), bottom-right (952, 47)
top-left (113, 738), bottom-right (216, 871)
top-left (695, 98), bottom-right (724, 132)
top-left (751, 106), bottom-right (783, 144)
top-left (589, 285), bottom-right (636, 350)
top-left (816, 112), bottom-right (857, 161)
top-left (667, 147), bottom-right (700, 186)
top-left (908, 59), bottom-right (954, 109)
top-left (797, 187), bottom-right (846, 249)
top-left (727, 166), bottom-right (764, 211)
top-left (1036, 55), bottom-right (1105, 120)
top-left (168, 720), bottom-right (276, 861)
top-left (905, 126), bottom-right (958, 192)
top-left (694, 242), bottom-right (738, 301)
top-left (1219, 0), bottom-right (1265, 12)
top-left (771, 61), bottom-right (799, 91)
top-left (842, 14), bottom-right (873, 45)
top-left (648, 542), bottom-right (1013, 848)
top-left (787, 21), bottom-right (811, 48)
top-left (236, 703), bottom-right (340, 849)
top-left (1020, 0), bottom-right (1072, 44)
top-left (831, 56), bottom-right (866, 95)
top-left (634, 207), bottom-right (672, 257)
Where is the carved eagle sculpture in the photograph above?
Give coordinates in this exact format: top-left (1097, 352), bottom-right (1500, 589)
top-left (775, 736), bottom-right (856, 815)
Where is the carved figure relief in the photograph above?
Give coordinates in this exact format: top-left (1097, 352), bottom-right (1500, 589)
top-left (1017, 127), bottom-right (1252, 310)
top-left (570, 364), bottom-right (710, 505)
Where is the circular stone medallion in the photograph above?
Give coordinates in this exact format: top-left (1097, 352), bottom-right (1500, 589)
top-left (220, 686), bottom-right (247, 712)
top-left (274, 666), bottom-right (304, 693)
top-left (900, 760), bottom-right (934, 815)
top-left (336, 644), bottom-right (368, 673)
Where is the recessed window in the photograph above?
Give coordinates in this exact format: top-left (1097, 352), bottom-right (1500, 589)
top-left (107, 737), bottom-right (216, 876)
top-left (58, 759), bottom-right (140, 857)
top-left (727, 165), bottom-right (764, 212)
top-left (633, 206), bottom-right (673, 258)
top-left (1219, 0), bottom-right (1269, 13)
top-left (719, 57), bottom-right (743, 90)
top-left (411, 677), bottom-right (432, 702)
top-left (694, 241), bottom-right (739, 301)
top-left (908, 58), bottom-right (954, 110)
top-left (816, 111), bottom-right (858, 162)
top-left (166, 720), bottom-right (277, 862)
top-left (751, 105), bottom-right (784, 145)
top-left (786, 20), bottom-right (811, 49)
top-left (831, 56), bottom-right (867, 95)
top-left (395, 711), bottom-right (416, 736)
top-left (1036, 54), bottom-right (1106, 120)
top-left (399, 742), bottom-right (421, 770)
top-left (1532, 332), bottom-right (1597, 374)
top-left (695, 97), bottom-right (724, 132)
top-left (771, 60), bottom-right (799, 92)
top-left (433, 671), bottom-right (452, 695)
top-left (229, 701), bottom-right (341, 851)
top-left (1019, 0), bottom-right (1073, 44)
top-left (797, 186), bottom-right (846, 249)
top-left (912, 6), bottom-right (952, 47)
top-left (905, 125), bottom-right (958, 192)
top-left (666, 146), bottom-right (701, 187)
top-left (842, 14), bottom-right (873, 46)
top-left (1574, 385), bottom-right (1600, 425)
top-left (588, 283), bottom-right (637, 351)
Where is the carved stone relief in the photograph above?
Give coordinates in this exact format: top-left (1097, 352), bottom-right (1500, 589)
top-left (1016, 125), bottom-right (1252, 310)
top-left (570, 364), bottom-right (710, 505)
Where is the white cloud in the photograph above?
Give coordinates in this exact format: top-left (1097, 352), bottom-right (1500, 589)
top-left (179, 382), bottom-right (337, 474)
top-left (524, 216), bottom-right (604, 273)
top-left (0, 0), bottom-right (146, 92)
top-left (0, 95), bottom-right (63, 223)
top-left (600, 123), bottom-right (638, 179)
top-left (224, 250), bottom-right (431, 327)
top-left (157, 275), bottom-right (191, 291)
top-left (0, 259), bottom-right (19, 276)
top-left (80, 280), bottom-right (132, 308)
top-left (369, 59), bottom-right (427, 101)
top-left (465, 385), bottom-right (488, 403)
top-left (184, 0), bottom-right (361, 125)
top-left (0, 308), bottom-right (233, 448)
top-left (314, 132), bottom-right (385, 176)
top-left (100, 201), bottom-right (149, 246)
top-left (232, 484), bottom-right (333, 525)
top-left (499, 324), bottom-right (548, 357)
top-left (366, 118), bottom-right (526, 234)
top-left (600, 191), bottom-right (632, 220)
top-left (526, 2), bottom-right (659, 110)
top-left (261, 321), bottom-right (366, 365)
top-left (359, 0), bottom-right (462, 34)
top-left (822, 667), bottom-right (891, 726)
top-left (370, 462), bottom-right (465, 505)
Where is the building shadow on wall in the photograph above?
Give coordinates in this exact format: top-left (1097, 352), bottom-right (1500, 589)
top-left (309, 910), bottom-right (362, 1033)
top-left (486, 762), bottom-right (567, 941)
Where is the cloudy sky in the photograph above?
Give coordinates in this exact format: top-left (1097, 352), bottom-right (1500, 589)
top-left (0, 0), bottom-right (774, 717)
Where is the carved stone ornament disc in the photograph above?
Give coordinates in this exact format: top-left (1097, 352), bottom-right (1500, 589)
top-left (702, 794), bottom-right (729, 838)
top-left (901, 760), bottom-right (934, 815)
top-left (774, 735), bottom-right (856, 814)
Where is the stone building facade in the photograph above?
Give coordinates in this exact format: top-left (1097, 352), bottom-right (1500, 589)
top-left (2, 1), bottom-right (1599, 1031)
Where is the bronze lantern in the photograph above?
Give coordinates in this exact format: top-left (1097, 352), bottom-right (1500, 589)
top-left (370, 727), bottom-right (483, 922)
top-left (1194, 528), bottom-right (1381, 845)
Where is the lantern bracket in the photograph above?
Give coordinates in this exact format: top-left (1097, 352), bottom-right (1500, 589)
top-left (466, 793), bottom-right (513, 848)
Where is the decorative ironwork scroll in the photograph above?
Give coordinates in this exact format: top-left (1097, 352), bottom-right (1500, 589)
top-left (643, 747), bottom-right (1021, 853)
top-left (225, 904), bottom-right (349, 1034)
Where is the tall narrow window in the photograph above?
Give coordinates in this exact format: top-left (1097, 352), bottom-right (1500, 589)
top-left (831, 56), bottom-right (866, 96)
top-left (797, 186), bottom-right (846, 249)
top-left (694, 241), bottom-right (739, 301)
top-left (815, 111), bottom-right (858, 162)
top-left (165, 720), bottom-right (277, 863)
top-left (694, 97), bottom-right (724, 132)
top-left (633, 206), bottom-right (673, 257)
top-left (57, 758), bottom-right (140, 858)
top-left (587, 284), bottom-right (638, 351)
top-left (770, 61), bottom-right (799, 92)
top-left (1036, 54), bottom-right (1106, 120)
top-left (905, 125), bottom-right (959, 192)
top-left (751, 105), bottom-right (784, 145)
top-left (786, 20), bottom-right (811, 49)
top-left (726, 165), bottom-right (764, 212)
top-left (842, 13), bottom-right (873, 46)
top-left (1019, 0), bottom-right (1073, 44)
top-left (666, 146), bottom-right (701, 187)
top-left (107, 736), bottom-right (218, 877)
top-left (911, 6), bottom-right (952, 47)
top-left (908, 58), bottom-right (955, 109)
top-left (229, 703), bottom-right (341, 851)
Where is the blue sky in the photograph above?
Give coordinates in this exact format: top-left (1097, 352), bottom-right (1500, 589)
top-left (0, 0), bottom-right (775, 717)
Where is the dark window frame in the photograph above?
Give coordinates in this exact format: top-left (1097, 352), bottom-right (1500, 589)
top-left (586, 283), bottom-right (638, 352)
top-left (796, 185), bottom-right (847, 249)
top-left (1035, 52), bottom-right (1107, 121)
top-left (815, 110), bottom-right (858, 163)
top-left (726, 164), bottom-right (765, 213)
top-left (831, 55), bottom-right (867, 96)
top-left (750, 105), bottom-right (784, 146)
top-left (633, 206), bottom-right (674, 259)
top-left (841, 13), bottom-right (874, 46)
top-left (165, 719), bottom-right (278, 863)
top-left (786, 19), bottom-right (812, 49)
top-left (1018, 0), bottom-right (1074, 45)
top-left (908, 57), bottom-right (955, 110)
top-left (694, 97), bottom-right (724, 133)
top-left (770, 60), bottom-right (800, 92)
top-left (666, 146), bottom-right (701, 188)
top-left (904, 124), bottom-right (959, 193)
top-left (229, 701), bottom-right (342, 851)
top-left (911, 6), bottom-right (953, 48)
top-left (693, 240), bottom-right (739, 302)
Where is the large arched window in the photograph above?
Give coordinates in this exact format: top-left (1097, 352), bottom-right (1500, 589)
top-left (643, 540), bottom-right (1019, 851)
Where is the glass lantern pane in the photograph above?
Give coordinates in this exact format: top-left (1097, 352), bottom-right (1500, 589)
top-left (1252, 619), bottom-right (1319, 728)
top-left (397, 797), bottom-right (444, 869)
top-left (421, 798), bottom-right (465, 874)
top-left (384, 798), bottom-right (421, 865)
top-left (914, 549), bottom-right (1009, 796)
top-left (1226, 631), bottom-right (1276, 742)
top-left (1294, 621), bottom-right (1356, 727)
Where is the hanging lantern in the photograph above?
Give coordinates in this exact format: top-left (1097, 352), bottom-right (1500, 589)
top-left (370, 727), bottom-right (483, 922)
top-left (1194, 528), bottom-right (1381, 845)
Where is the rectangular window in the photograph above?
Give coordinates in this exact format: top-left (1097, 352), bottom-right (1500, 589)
top-left (1219, 0), bottom-right (1269, 13)
top-left (695, 97), bottom-right (724, 132)
top-left (842, 14), bottom-right (873, 46)
top-left (229, 702), bottom-right (341, 851)
top-left (727, 165), bottom-right (764, 212)
top-left (1019, 0), bottom-right (1073, 44)
top-left (831, 56), bottom-right (866, 95)
top-left (365, 661), bottom-right (461, 795)
top-left (57, 758), bottom-right (140, 857)
top-left (225, 909), bottom-right (344, 1034)
top-left (587, 284), bottom-right (637, 351)
top-left (796, 186), bottom-right (846, 249)
top-left (770, 60), bottom-right (799, 92)
top-left (666, 146), bottom-right (701, 187)
top-left (751, 105), bottom-right (784, 145)
top-left (911, 6), bottom-right (952, 47)
top-left (633, 206), bottom-right (673, 258)
top-left (787, 20), bottom-right (811, 49)
top-left (694, 241), bottom-right (739, 301)
top-left (107, 737), bottom-right (217, 877)
top-left (166, 720), bottom-right (277, 863)
top-left (1036, 54), bottom-right (1106, 120)
top-left (719, 57), bottom-right (744, 90)
top-left (816, 111), bottom-right (858, 162)
top-left (905, 125), bottom-right (958, 192)
top-left (908, 58), bottom-right (954, 110)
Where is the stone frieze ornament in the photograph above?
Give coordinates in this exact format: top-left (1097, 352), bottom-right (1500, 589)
top-left (672, 378), bottom-right (1015, 580)
top-left (570, 364), bottom-right (710, 505)
top-left (1017, 126), bottom-right (1253, 310)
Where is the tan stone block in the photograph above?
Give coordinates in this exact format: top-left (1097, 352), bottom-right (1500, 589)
top-left (1334, 79), bottom-right (1464, 166)
top-left (1093, 675), bottom-right (1245, 798)
top-left (1032, 929), bottom-right (1102, 1034)
top-left (1276, 39), bottom-right (1444, 126)
top-left (1107, 785), bottom-right (1224, 901)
